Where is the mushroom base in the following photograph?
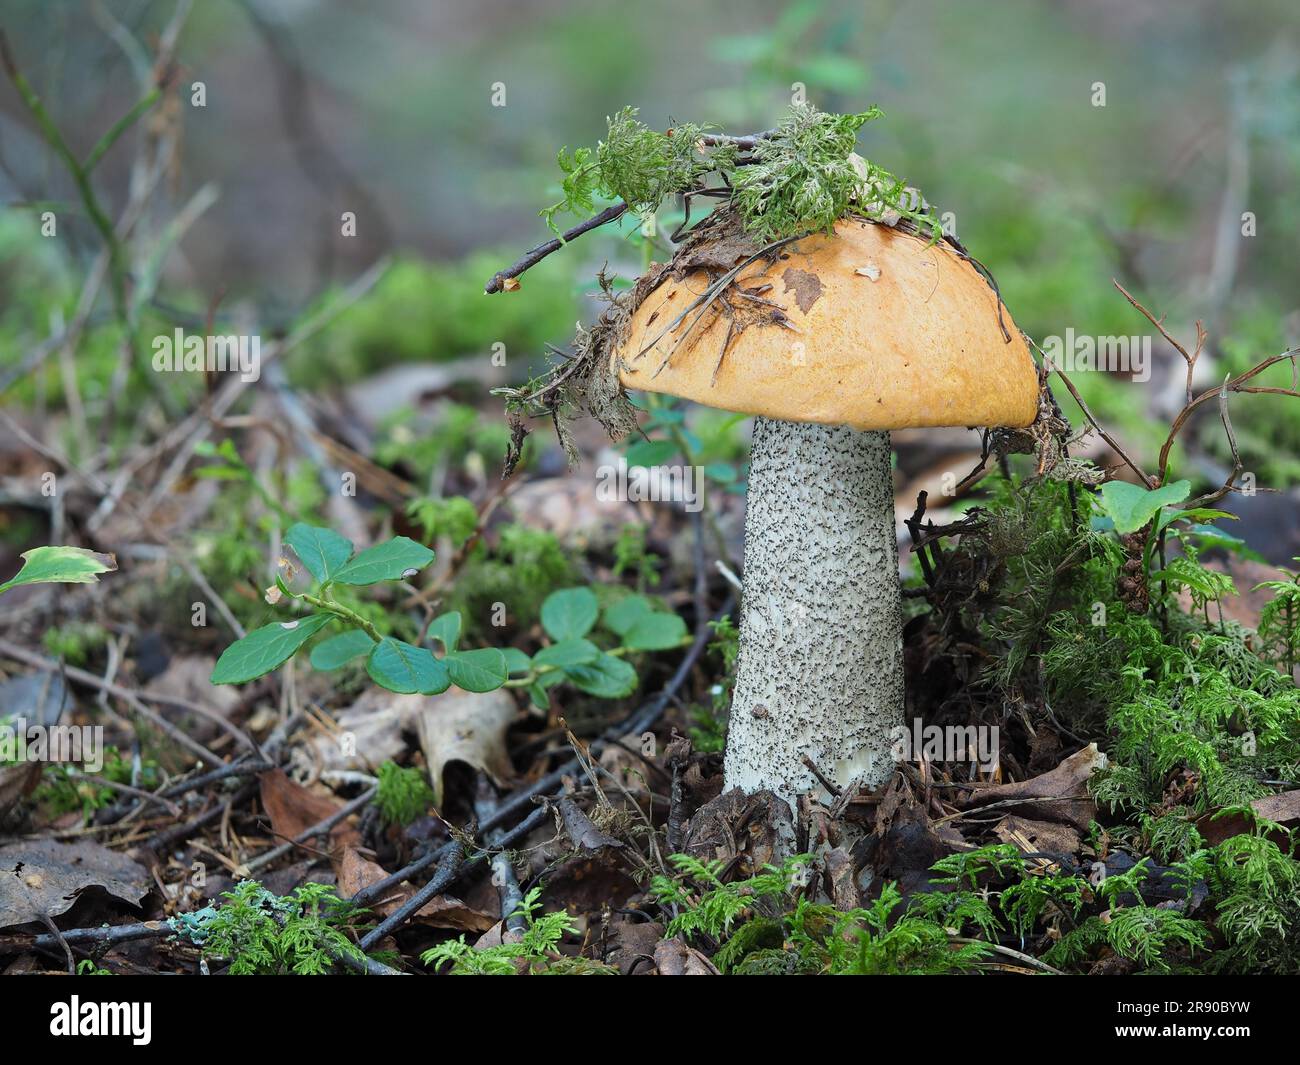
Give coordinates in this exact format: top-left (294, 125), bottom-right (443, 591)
top-left (724, 418), bottom-right (904, 812)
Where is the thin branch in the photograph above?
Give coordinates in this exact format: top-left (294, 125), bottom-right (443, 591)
top-left (485, 202), bottom-right (628, 293)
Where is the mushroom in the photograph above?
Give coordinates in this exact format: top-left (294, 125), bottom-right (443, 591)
top-left (613, 216), bottom-right (1039, 811)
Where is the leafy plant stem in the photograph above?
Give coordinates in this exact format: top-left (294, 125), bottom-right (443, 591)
top-left (299, 592), bottom-right (382, 643)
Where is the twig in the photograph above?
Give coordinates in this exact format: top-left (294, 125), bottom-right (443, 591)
top-left (1043, 360), bottom-right (1153, 486)
top-left (485, 203), bottom-right (629, 294)
top-left (243, 786), bottom-right (376, 874)
top-left (953, 936), bottom-right (1064, 975)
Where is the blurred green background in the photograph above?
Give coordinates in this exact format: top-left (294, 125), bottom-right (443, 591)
top-left (2, 0), bottom-right (1298, 499)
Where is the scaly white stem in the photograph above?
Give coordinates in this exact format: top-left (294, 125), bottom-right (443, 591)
top-left (724, 418), bottom-right (904, 811)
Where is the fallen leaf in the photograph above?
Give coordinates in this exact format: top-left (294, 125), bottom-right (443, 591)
top-left (683, 788), bottom-right (795, 875)
top-left (604, 917), bottom-right (664, 975)
top-left (0, 838), bottom-right (149, 929)
top-left (993, 815), bottom-right (1083, 863)
top-left (1197, 789), bottom-right (1300, 846)
top-left (0, 762), bottom-right (41, 820)
top-left (416, 688), bottom-right (516, 805)
top-left (257, 769), bottom-right (359, 852)
top-left (292, 689), bottom-right (426, 776)
top-left (0, 672), bottom-right (71, 727)
top-left (962, 743), bottom-right (1106, 831)
top-left (554, 797), bottom-right (624, 852)
top-left (653, 936), bottom-right (719, 975)
top-left (145, 655), bottom-right (240, 715)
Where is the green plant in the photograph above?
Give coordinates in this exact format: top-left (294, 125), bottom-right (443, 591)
top-left (649, 853), bottom-right (992, 975)
top-left (421, 886), bottom-right (607, 974)
top-left (34, 748), bottom-right (159, 822)
top-left (445, 523), bottom-right (575, 636)
top-left (210, 522), bottom-right (691, 720)
top-left (733, 105), bottom-right (939, 242)
top-left (541, 107), bottom-right (734, 234)
top-left (0, 545), bottom-right (116, 597)
top-left (650, 853), bottom-right (809, 943)
top-left (1046, 905), bottom-right (1208, 974)
top-left (611, 523), bottom-right (661, 590)
top-left (210, 522), bottom-right (507, 696)
top-left (1255, 559), bottom-right (1300, 677)
top-left (1202, 816), bottom-right (1300, 973)
top-left (688, 615), bottom-right (739, 753)
top-left (406, 495), bottom-right (478, 548)
top-left (507, 586), bottom-right (690, 710)
top-left (373, 761), bottom-right (435, 827)
top-left (818, 884), bottom-right (992, 975)
top-left (541, 103), bottom-right (939, 244)
top-left (41, 620), bottom-right (109, 666)
top-left (193, 881), bottom-right (367, 975)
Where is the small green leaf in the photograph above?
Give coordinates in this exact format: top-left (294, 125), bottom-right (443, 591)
top-left (0, 546), bottom-right (116, 596)
top-left (428, 611), bottom-right (462, 653)
top-left (333, 537), bottom-right (435, 586)
top-left (285, 523), bottom-right (354, 584)
top-left (533, 638), bottom-right (600, 669)
top-left (1181, 523), bottom-right (1265, 562)
top-left (625, 439), bottom-right (678, 466)
top-left (445, 648), bottom-right (508, 693)
top-left (1097, 479), bottom-right (1191, 535)
top-left (624, 612), bottom-right (688, 651)
top-left (1156, 506), bottom-right (1235, 533)
top-left (603, 595), bottom-right (653, 637)
top-left (309, 629), bottom-right (376, 671)
top-left (366, 638), bottom-right (449, 694)
top-left (564, 654), bottom-right (637, 698)
top-left (541, 587), bottom-right (599, 641)
top-left (212, 614), bottom-right (334, 684)
top-left (502, 647), bottom-right (533, 676)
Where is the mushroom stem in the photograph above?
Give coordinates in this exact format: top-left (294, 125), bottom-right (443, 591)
top-left (724, 417), bottom-right (904, 811)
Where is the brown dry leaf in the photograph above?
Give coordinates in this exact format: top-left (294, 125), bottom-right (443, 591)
top-left (654, 936), bottom-right (719, 975)
top-left (1197, 789), bottom-right (1300, 846)
top-left (604, 917), bottom-right (664, 975)
top-left (962, 743), bottom-right (1106, 831)
top-left (554, 797), bottom-right (624, 852)
top-left (0, 762), bottom-right (41, 822)
top-left (416, 689), bottom-right (516, 806)
top-left (993, 815), bottom-right (1082, 863)
top-left (336, 847), bottom-right (495, 933)
top-left (0, 838), bottom-right (150, 929)
top-left (257, 769), bottom-right (359, 851)
top-left (823, 847), bottom-right (860, 911)
top-left (683, 788), bottom-right (796, 875)
top-left (875, 801), bottom-right (963, 894)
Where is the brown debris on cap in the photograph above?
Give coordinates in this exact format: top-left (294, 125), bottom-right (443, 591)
top-left (613, 216), bottom-right (1040, 432)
